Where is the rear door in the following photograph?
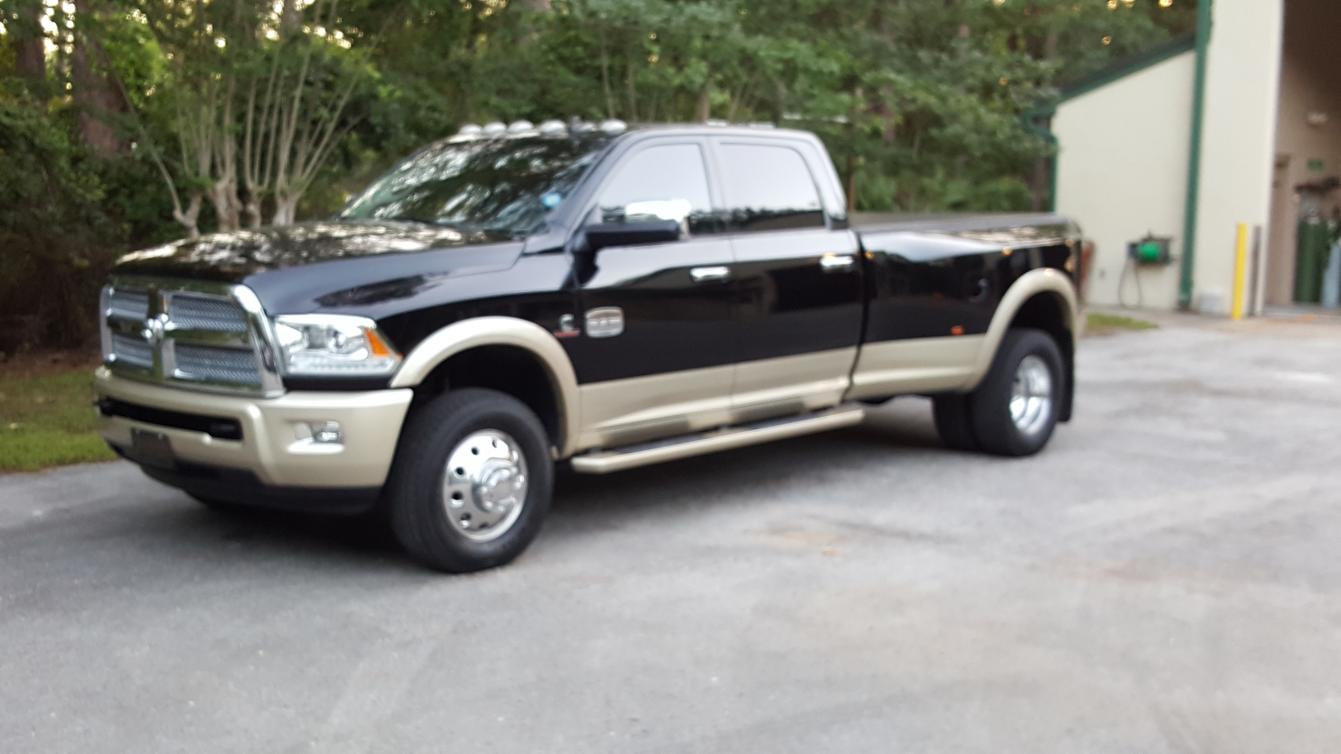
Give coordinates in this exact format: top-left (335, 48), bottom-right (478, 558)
top-left (710, 138), bottom-right (864, 421)
top-left (567, 139), bottom-right (738, 448)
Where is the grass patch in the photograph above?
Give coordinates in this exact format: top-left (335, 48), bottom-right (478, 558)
top-left (1087, 312), bottom-right (1158, 335)
top-left (0, 365), bottom-right (114, 473)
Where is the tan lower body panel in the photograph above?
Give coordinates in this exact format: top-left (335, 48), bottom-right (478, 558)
top-left (571, 405), bottom-right (865, 474)
top-left (846, 335), bottom-right (985, 399)
top-left (575, 365), bottom-right (736, 450)
top-left (574, 348), bottom-right (857, 452)
top-left (94, 368), bottom-right (413, 488)
top-left (731, 347), bottom-right (855, 421)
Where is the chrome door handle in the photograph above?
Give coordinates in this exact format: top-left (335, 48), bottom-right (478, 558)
top-left (819, 254), bottom-right (856, 272)
top-left (690, 266), bottom-right (731, 283)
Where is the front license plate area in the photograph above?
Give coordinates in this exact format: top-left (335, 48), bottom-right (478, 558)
top-left (130, 428), bottom-right (176, 469)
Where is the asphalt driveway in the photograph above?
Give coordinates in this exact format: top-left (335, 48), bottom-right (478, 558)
top-left (3, 313), bottom-right (1340, 753)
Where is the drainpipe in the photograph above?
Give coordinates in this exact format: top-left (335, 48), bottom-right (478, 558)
top-left (1179, 0), bottom-right (1213, 309)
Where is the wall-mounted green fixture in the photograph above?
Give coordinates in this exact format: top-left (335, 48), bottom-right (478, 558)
top-left (1128, 235), bottom-right (1174, 266)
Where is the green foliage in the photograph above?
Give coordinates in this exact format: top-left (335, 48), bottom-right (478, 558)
top-left (0, 86), bottom-right (121, 349)
top-left (1087, 312), bottom-right (1159, 334)
top-left (0, 367), bottom-right (115, 472)
top-left (0, 0), bottom-right (1196, 349)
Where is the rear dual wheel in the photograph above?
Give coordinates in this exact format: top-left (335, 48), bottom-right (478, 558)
top-left (933, 328), bottom-right (1064, 457)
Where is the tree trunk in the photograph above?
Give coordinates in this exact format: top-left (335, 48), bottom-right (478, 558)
top-left (13, 0), bottom-right (46, 92)
top-left (845, 151), bottom-right (858, 213)
top-left (71, 0), bottom-right (128, 157)
top-left (244, 199), bottom-right (264, 229)
top-left (1031, 156), bottom-right (1050, 212)
top-left (209, 180), bottom-right (242, 232)
top-left (624, 57), bottom-right (638, 120)
top-left (173, 193), bottom-right (204, 239)
top-left (272, 192), bottom-right (300, 226)
top-left (280, 0), bottom-right (303, 38)
top-left (694, 83), bottom-right (712, 122)
top-left (599, 29), bottom-right (615, 118)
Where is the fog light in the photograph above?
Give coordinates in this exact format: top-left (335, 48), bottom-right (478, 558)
top-left (296, 421), bottom-right (344, 445)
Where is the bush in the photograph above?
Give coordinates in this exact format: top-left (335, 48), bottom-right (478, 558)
top-left (0, 93), bottom-right (121, 351)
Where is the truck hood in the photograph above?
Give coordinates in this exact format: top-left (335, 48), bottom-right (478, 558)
top-left (113, 220), bottom-right (520, 282)
top-left (110, 220), bottom-right (534, 317)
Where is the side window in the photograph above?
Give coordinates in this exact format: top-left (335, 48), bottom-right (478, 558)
top-left (597, 144), bottom-right (717, 235)
top-left (718, 144), bottom-right (826, 232)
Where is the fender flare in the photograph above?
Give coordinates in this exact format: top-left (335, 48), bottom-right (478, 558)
top-left (965, 268), bottom-right (1079, 389)
top-left (389, 316), bottom-right (582, 457)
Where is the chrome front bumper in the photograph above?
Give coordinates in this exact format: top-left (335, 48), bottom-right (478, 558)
top-left (94, 368), bottom-right (413, 489)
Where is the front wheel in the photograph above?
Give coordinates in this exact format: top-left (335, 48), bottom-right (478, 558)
top-left (385, 388), bottom-right (553, 573)
top-left (968, 328), bottom-right (1065, 457)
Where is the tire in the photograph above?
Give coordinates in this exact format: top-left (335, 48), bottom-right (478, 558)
top-left (385, 388), bottom-right (553, 573)
top-left (969, 328), bottom-right (1064, 457)
top-left (932, 394), bottom-right (979, 452)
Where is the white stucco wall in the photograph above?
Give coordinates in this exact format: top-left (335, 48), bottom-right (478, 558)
top-left (1191, 0), bottom-right (1284, 314)
top-left (1054, 52), bottom-right (1195, 310)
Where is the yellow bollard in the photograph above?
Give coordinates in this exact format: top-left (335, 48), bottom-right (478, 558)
top-left (1231, 223), bottom-right (1248, 321)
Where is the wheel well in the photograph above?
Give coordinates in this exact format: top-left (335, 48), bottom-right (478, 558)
top-left (413, 345), bottom-right (562, 448)
top-left (1008, 292), bottom-right (1075, 422)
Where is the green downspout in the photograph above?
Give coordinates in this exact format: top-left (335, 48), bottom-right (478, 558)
top-left (1179, 0), bottom-right (1213, 309)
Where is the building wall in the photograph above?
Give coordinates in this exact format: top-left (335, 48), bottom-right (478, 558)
top-left (1053, 53), bottom-right (1195, 310)
top-left (1191, 0), bottom-right (1285, 315)
top-left (1266, 0), bottom-right (1341, 306)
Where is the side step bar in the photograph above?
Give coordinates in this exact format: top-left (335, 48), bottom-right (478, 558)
top-left (570, 405), bottom-right (866, 475)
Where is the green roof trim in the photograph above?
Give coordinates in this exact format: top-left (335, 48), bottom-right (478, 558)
top-left (1056, 33), bottom-right (1197, 105)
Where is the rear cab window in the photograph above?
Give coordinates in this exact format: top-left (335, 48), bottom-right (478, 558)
top-left (716, 143), bottom-right (827, 232)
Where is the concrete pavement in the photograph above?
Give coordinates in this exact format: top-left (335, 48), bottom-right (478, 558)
top-left (2, 313), bottom-right (1341, 753)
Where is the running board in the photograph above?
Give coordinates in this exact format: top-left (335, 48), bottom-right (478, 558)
top-left (570, 405), bottom-right (866, 475)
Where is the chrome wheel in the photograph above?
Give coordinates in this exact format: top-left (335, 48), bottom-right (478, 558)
top-left (441, 429), bottom-right (529, 542)
top-left (1009, 354), bottom-right (1054, 437)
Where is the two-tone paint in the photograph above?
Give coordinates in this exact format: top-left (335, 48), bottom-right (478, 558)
top-left (106, 125), bottom-right (1080, 477)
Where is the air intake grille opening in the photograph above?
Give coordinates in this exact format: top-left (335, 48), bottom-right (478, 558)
top-left (174, 345), bottom-right (262, 386)
top-left (168, 294), bottom-right (250, 333)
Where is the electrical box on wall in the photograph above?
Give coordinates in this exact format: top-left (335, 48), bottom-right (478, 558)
top-left (1127, 235), bottom-right (1174, 266)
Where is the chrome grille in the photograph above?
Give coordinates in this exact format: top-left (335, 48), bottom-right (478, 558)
top-left (100, 279), bottom-right (281, 396)
top-left (110, 333), bottom-right (154, 368)
top-left (167, 294), bottom-right (249, 334)
top-left (173, 345), bottom-right (262, 386)
top-left (108, 290), bottom-right (150, 321)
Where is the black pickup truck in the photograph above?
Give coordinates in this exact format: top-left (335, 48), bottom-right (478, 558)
top-left (95, 120), bottom-right (1080, 572)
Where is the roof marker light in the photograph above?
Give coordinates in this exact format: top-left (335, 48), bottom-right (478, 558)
top-left (482, 121), bottom-right (507, 137)
top-left (599, 119), bottom-right (627, 135)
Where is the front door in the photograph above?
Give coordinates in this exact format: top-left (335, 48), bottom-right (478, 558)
top-left (566, 140), bottom-right (737, 448)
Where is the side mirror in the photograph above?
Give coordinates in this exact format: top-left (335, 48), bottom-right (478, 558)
top-left (581, 219), bottom-right (682, 253)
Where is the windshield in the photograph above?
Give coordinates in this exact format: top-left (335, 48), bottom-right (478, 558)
top-left (339, 136), bottom-right (608, 235)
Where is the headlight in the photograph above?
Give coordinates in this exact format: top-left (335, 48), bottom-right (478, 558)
top-left (272, 314), bottom-right (401, 377)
